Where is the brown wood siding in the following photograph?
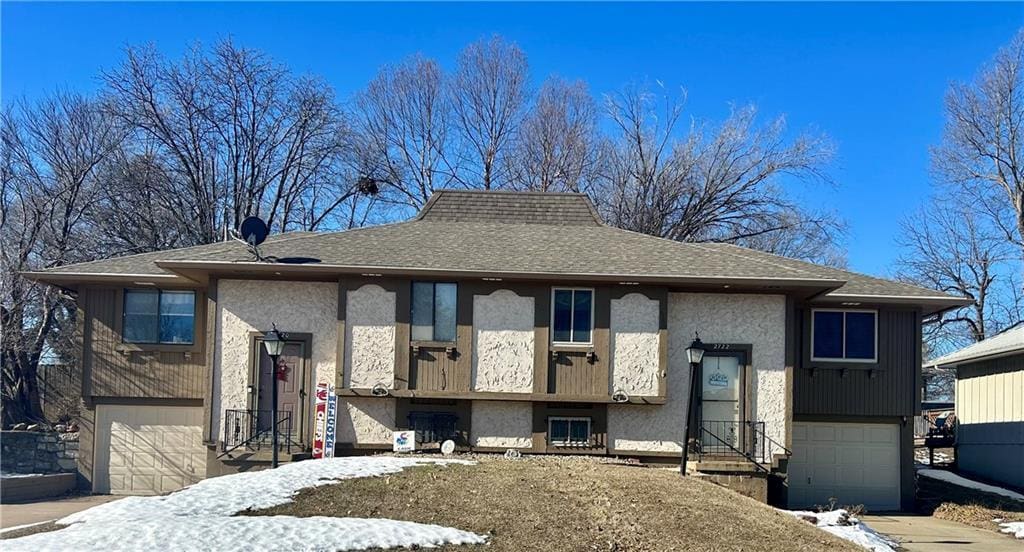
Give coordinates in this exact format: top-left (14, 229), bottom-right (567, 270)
top-left (410, 346), bottom-right (468, 392)
top-left (793, 307), bottom-right (921, 417)
top-left (548, 351), bottom-right (605, 395)
top-left (83, 287), bottom-right (207, 400)
top-left (531, 402), bottom-right (608, 453)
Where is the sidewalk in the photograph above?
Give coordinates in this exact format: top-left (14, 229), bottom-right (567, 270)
top-left (863, 514), bottom-right (1022, 552)
top-left (1, 494), bottom-right (120, 530)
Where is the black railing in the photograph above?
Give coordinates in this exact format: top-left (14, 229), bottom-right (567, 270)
top-left (696, 420), bottom-right (792, 473)
top-left (221, 409), bottom-right (297, 457)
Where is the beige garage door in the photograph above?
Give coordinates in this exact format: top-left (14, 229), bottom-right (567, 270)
top-left (95, 405), bottom-right (206, 495)
top-left (788, 421), bottom-right (901, 511)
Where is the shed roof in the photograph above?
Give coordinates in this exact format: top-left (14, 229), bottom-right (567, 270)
top-left (927, 324), bottom-right (1024, 368)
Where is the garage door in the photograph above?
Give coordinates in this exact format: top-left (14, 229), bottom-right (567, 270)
top-left (788, 422), bottom-right (901, 511)
top-left (95, 405), bottom-right (207, 495)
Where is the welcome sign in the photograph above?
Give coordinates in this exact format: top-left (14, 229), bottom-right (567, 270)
top-left (312, 382), bottom-right (330, 458)
top-left (323, 384), bottom-right (337, 458)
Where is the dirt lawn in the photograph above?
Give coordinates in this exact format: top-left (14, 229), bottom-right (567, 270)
top-left (249, 455), bottom-right (862, 552)
top-left (917, 471), bottom-right (1024, 536)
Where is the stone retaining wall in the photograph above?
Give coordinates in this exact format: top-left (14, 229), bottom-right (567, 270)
top-left (1, 430), bottom-right (79, 474)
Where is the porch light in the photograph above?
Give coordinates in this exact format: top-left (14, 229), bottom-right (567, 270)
top-left (685, 334), bottom-right (705, 365)
top-left (263, 326), bottom-right (287, 356)
top-left (681, 332), bottom-right (705, 477)
top-left (262, 324), bottom-right (287, 468)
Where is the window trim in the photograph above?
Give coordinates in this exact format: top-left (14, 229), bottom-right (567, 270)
top-left (121, 288), bottom-right (198, 346)
top-left (550, 287), bottom-right (595, 346)
top-left (411, 281), bottom-right (458, 344)
top-left (810, 308), bottom-right (879, 363)
top-left (547, 416), bottom-right (592, 447)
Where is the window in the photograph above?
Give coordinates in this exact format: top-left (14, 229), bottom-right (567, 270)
top-left (548, 417), bottom-right (591, 447)
top-left (552, 288), bottom-right (593, 344)
top-left (812, 309), bottom-right (877, 362)
top-left (123, 289), bottom-right (196, 344)
top-left (411, 282), bottom-right (457, 342)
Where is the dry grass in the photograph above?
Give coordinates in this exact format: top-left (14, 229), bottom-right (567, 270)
top-left (917, 471), bottom-right (1024, 535)
top-left (247, 455), bottom-right (861, 552)
top-left (0, 521), bottom-right (60, 540)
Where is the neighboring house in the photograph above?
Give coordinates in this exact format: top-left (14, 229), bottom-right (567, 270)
top-left (928, 324), bottom-right (1024, 488)
top-left (25, 191), bottom-right (969, 511)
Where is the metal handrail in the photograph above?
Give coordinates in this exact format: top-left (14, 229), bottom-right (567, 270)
top-left (696, 420), bottom-right (774, 473)
top-left (220, 409), bottom-right (297, 458)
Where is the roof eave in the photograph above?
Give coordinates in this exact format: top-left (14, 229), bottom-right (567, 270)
top-left (21, 270), bottom-right (192, 289)
top-left (153, 259), bottom-right (847, 289)
top-left (815, 292), bottom-right (973, 316)
top-left (927, 347), bottom-right (1024, 370)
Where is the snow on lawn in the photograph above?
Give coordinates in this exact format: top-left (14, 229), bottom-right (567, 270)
top-left (913, 449), bottom-right (952, 465)
top-left (783, 509), bottom-right (899, 552)
top-left (4, 456), bottom-right (487, 552)
top-left (1000, 521), bottom-right (1024, 539)
top-left (918, 469), bottom-right (1024, 502)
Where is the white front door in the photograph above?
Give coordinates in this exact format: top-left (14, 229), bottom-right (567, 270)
top-left (700, 354), bottom-right (743, 448)
top-left (788, 421), bottom-right (901, 511)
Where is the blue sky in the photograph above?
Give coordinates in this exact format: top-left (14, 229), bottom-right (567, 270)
top-left (3, 2), bottom-right (1022, 276)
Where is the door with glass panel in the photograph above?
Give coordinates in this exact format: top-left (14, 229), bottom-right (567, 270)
top-left (699, 354), bottom-right (745, 451)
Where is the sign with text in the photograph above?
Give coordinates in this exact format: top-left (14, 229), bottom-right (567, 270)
top-left (393, 430), bottom-right (415, 453)
top-left (323, 384), bottom-right (337, 458)
top-left (312, 382), bottom-right (330, 459)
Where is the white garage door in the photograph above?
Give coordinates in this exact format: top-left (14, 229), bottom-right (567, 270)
top-left (95, 405), bottom-right (207, 495)
top-left (788, 422), bottom-right (901, 511)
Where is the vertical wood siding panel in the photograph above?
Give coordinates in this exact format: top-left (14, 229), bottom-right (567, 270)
top-left (85, 286), bottom-right (206, 400)
top-left (794, 307), bottom-right (920, 417)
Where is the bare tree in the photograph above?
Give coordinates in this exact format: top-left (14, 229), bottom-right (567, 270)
top-left (452, 36), bottom-right (529, 189)
top-left (1, 93), bottom-right (122, 425)
top-left (933, 29), bottom-right (1024, 258)
top-left (896, 197), bottom-right (1021, 351)
top-left (103, 40), bottom-right (370, 244)
top-left (354, 54), bottom-right (457, 210)
top-left (594, 85), bottom-right (840, 263)
top-left (506, 77), bottom-right (600, 193)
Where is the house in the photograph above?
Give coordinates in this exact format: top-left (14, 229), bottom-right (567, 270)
top-left (24, 190), bottom-right (969, 511)
top-left (928, 324), bottom-right (1024, 488)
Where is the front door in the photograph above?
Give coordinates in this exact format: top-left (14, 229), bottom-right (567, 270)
top-left (255, 341), bottom-right (306, 446)
top-left (699, 354), bottom-right (744, 450)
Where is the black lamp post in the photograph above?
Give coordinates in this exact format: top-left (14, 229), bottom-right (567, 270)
top-left (680, 333), bottom-right (705, 476)
top-left (262, 325), bottom-right (287, 468)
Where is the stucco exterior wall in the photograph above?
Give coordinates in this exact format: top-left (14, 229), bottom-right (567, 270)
top-left (336, 397), bottom-right (396, 445)
top-left (344, 284), bottom-right (397, 389)
top-left (610, 293), bottom-right (661, 397)
top-left (471, 290), bottom-right (535, 393)
top-left (607, 293), bottom-right (786, 457)
top-left (213, 280), bottom-right (338, 441)
top-left (471, 401), bottom-right (533, 448)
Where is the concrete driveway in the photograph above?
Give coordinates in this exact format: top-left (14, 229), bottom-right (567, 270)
top-left (0, 495), bottom-right (120, 530)
top-left (863, 514), bottom-right (1022, 552)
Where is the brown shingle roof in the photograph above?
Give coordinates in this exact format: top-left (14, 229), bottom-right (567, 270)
top-left (416, 190), bottom-right (602, 226)
top-left (31, 190), bottom-right (966, 306)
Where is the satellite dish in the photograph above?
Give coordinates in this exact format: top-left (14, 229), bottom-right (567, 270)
top-left (239, 216), bottom-right (269, 246)
top-left (441, 440), bottom-right (456, 456)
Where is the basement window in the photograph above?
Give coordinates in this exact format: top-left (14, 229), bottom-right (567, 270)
top-left (811, 309), bottom-right (877, 362)
top-left (548, 417), bottom-right (591, 447)
top-left (411, 282), bottom-right (457, 342)
top-left (123, 289), bottom-right (195, 344)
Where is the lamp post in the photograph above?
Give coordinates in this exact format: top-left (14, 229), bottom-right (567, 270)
top-left (681, 332), bottom-right (705, 476)
top-left (262, 325), bottom-right (287, 468)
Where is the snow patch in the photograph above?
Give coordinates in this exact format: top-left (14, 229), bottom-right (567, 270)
top-left (783, 509), bottom-right (899, 552)
top-left (0, 470), bottom-right (42, 478)
top-left (918, 469), bottom-right (1024, 502)
top-left (3, 456), bottom-right (486, 551)
top-left (999, 521), bottom-right (1024, 539)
